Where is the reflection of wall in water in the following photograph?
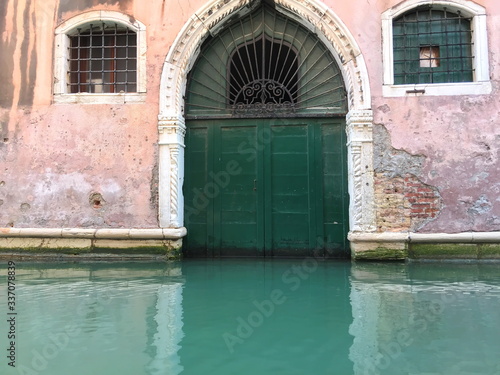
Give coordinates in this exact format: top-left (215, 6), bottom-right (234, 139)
top-left (0, 265), bottom-right (184, 375)
top-left (349, 263), bottom-right (500, 375)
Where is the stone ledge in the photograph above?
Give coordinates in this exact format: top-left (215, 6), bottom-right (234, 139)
top-left (0, 227), bottom-right (187, 240)
top-left (349, 231), bottom-right (500, 260)
top-left (0, 252), bottom-right (172, 262)
top-left (349, 232), bottom-right (409, 243)
top-left (0, 228), bottom-right (186, 259)
top-left (410, 243), bottom-right (500, 260)
top-left (349, 231), bottom-right (500, 244)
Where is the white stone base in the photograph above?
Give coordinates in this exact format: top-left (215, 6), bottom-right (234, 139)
top-left (0, 227), bottom-right (186, 258)
top-left (349, 231), bottom-right (500, 260)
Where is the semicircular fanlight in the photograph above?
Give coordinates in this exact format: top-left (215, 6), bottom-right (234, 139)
top-left (228, 35), bottom-right (299, 114)
top-left (185, 3), bottom-right (347, 118)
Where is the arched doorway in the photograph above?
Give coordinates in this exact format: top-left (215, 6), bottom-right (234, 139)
top-left (158, 0), bottom-right (375, 259)
top-left (183, 2), bottom-right (349, 257)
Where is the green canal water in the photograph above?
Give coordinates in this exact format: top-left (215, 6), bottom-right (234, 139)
top-left (1, 259), bottom-right (499, 375)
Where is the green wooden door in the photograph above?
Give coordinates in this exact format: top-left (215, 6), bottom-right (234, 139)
top-left (183, 118), bottom-right (349, 258)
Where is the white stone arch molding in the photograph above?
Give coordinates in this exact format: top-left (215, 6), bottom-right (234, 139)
top-left (158, 0), bottom-right (376, 235)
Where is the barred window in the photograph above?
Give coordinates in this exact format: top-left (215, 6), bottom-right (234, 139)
top-left (393, 7), bottom-right (473, 85)
top-left (68, 23), bottom-right (137, 93)
top-left (54, 11), bottom-right (146, 103)
top-left (382, 1), bottom-right (490, 97)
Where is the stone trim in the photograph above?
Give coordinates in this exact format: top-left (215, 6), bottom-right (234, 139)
top-left (0, 227), bottom-right (186, 240)
top-left (158, 116), bottom-right (186, 228)
top-left (350, 231), bottom-right (500, 260)
top-left (350, 231), bottom-right (500, 243)
top-left (0, 227), bottom-right (186, 258)
top-left (346, 110), bottom-right (376, 232)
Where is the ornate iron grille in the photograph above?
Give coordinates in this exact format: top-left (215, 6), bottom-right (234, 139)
top-left (393, 7), bottom-right (473, 84)
top-left (185, 2), bottom-right (347, 118)
top-left (229, 36), bottom-right (298, 115)
top-left (68, 23), bottom-right (137, 93)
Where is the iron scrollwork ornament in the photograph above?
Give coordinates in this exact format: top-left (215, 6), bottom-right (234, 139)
top-left (231, 79), bottom-right (296, 116)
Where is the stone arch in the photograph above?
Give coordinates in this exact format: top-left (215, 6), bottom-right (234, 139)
top-left (160, 0), bottom-right (370, 117)
top-left (158, 0), bottom-right (375, 240)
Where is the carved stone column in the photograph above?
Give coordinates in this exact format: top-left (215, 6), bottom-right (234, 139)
top-left (346, 109), bottom-right (376, 232)
top-left (158, 115), bottom-right (186, 228)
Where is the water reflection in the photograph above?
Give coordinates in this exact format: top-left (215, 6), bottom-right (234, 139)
top-left (146, 284), bottom-right (184, 375)
top-left (178, 259), bottom-right (354, 374)
top-left (0, 261), bottom-right (499, 375)
top-left (349, 262), bottom-right (500, 375)
top-left (0, 263), bottom-right (185, 375)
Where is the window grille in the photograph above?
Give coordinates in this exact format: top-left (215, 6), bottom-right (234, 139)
top-left (393, 7), bottom-right (473, 84)
top-left (68, 23), bottom-right (137, 93)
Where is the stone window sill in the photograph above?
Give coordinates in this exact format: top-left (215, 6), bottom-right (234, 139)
top-left (53, 93), bottom-right (146, 104)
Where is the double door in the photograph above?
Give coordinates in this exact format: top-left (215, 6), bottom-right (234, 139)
top-left (183, 118), bottom-right (349, 257)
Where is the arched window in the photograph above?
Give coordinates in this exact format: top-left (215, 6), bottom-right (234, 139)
top-left (54, 11), bottom-right (146, 103)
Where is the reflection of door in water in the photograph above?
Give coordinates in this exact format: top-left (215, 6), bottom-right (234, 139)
top-left (183, 118), bottom-right (349, 257)
top-left (182, 3), bottom-right (349, 257)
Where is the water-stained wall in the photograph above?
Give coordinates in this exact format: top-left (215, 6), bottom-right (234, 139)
top-left (0, 0), bottom-right (190, 228)
top-left (0, 0), bottom-right (499, 233)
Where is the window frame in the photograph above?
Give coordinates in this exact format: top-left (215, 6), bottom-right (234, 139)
top-left (54, 11), bottom-right (146, 104)
top-left (382, 0), bottom-right (491, 97)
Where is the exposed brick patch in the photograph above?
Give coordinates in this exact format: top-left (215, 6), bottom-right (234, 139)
top-left (375, 173), bottom-right (442, 232)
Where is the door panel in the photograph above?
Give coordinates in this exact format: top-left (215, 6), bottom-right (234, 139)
top-left (267, 123), bottom-right (311, 255)
top-left (183, 125), bottom-right (210, 256)
top-left (184, 118), bottom-right (349, 257)
top-left (321, 122), bottom-right (349, 254)
top-left (216, 125), bottom-right (261, 256)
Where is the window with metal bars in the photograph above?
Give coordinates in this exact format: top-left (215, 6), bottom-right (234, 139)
top-left (393, 7), bottom-right (473, 85)
top-left (68, 23), bottom-right (137, 93)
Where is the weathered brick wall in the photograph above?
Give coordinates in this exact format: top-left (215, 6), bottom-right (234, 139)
top-left (375, 173), bottom-right (442, 232)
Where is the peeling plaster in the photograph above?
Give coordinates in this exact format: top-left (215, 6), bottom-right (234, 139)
top-left (373, 123), bottom-right (425, 178)
top-left (372, 123), bottom-right (444, 232)
top-left (468, 195), bottom-right (492, 216)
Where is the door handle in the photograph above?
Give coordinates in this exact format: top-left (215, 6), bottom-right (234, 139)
top-left (253, 179), bottom-right (257, 191)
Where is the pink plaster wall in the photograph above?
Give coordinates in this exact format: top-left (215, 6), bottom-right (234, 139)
top-left (338, 0), bottom-right (500, 233)
top-left (0, 0), bottom-right (185, 228)
top-left (0, 0), bottom-right (499, 232)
